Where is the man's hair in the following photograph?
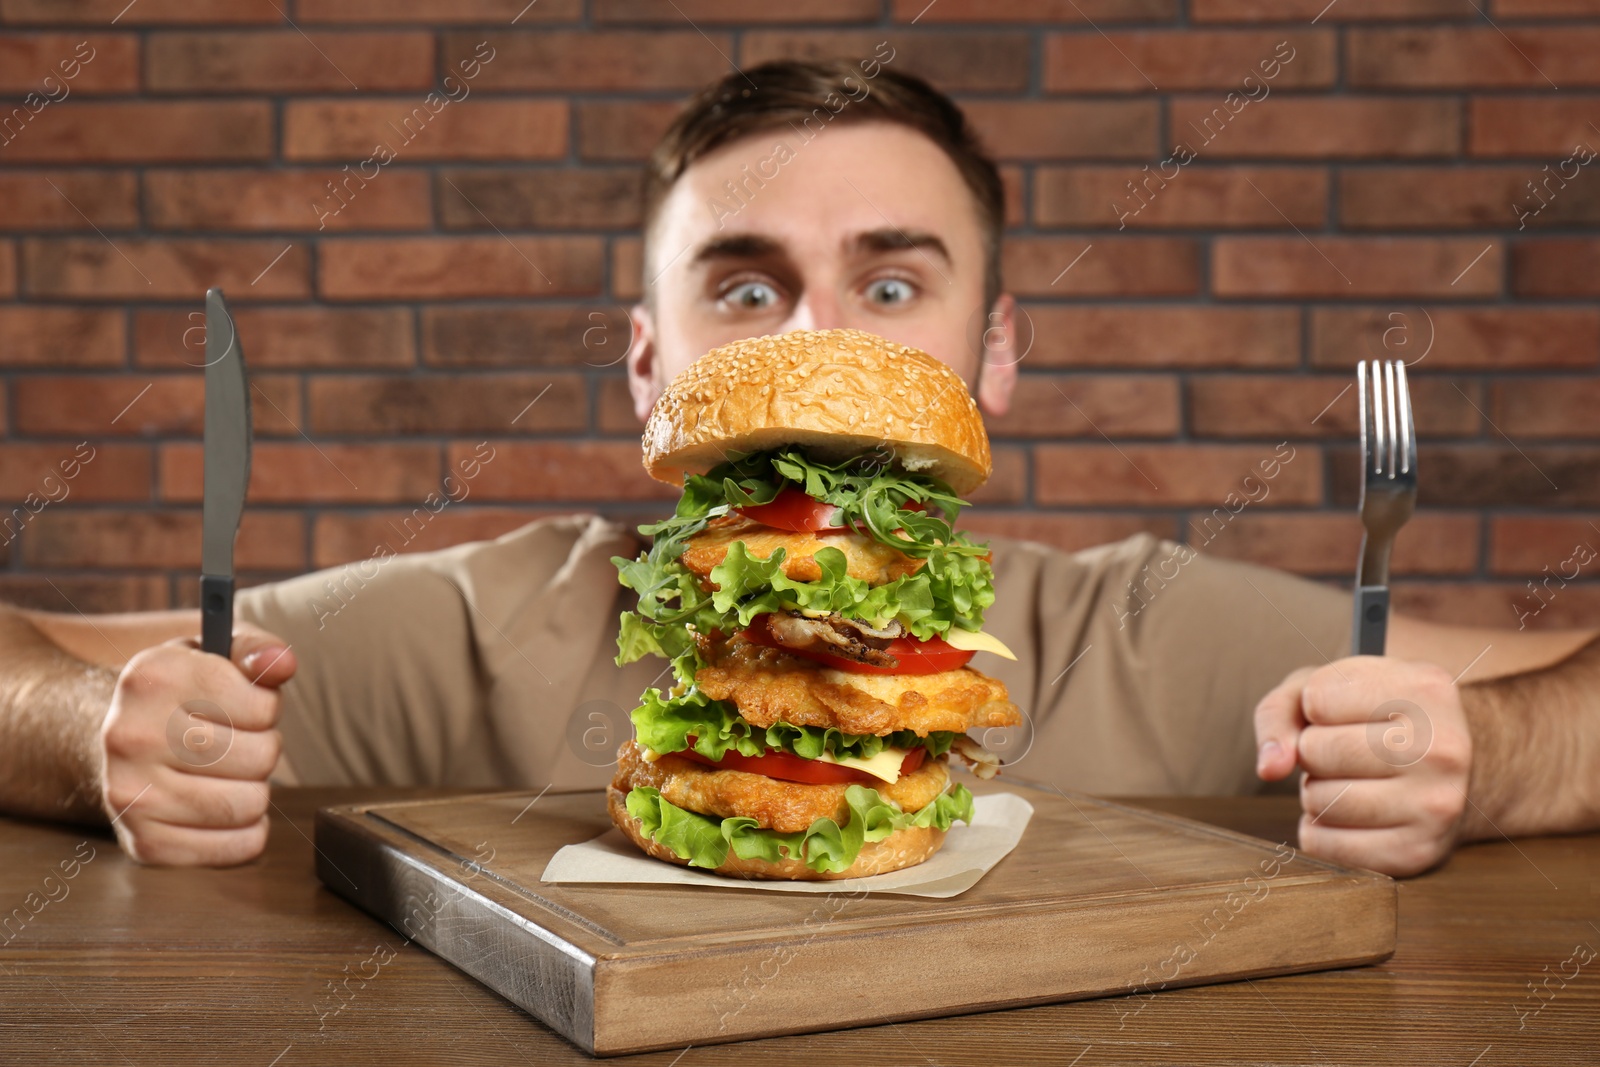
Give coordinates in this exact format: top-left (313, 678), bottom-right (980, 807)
top-left (642, 59), bottom-right (1006, 313)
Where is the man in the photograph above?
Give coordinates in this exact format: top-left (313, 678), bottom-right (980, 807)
top-left (1, 60), bottom-right (1595, 876)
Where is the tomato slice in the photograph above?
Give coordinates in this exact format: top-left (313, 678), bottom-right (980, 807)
top-left (732, 486), bottom-right (928, 533)
top-left (676, 738), bottom-right (928, 786)
top-left (743, 612), bottom-right (975, 675)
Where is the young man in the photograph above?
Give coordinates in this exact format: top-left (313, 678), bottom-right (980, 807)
top-left (1, 61), bottom-right (1596, 876)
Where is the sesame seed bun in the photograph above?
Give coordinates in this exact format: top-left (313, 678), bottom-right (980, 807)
top-left (642, 328), bottom-right (992, 495)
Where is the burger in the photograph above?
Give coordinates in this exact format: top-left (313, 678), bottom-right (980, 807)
top-left (608, 328), bottom-right (1022, 880)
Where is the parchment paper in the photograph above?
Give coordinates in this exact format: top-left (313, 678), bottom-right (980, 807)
top-left (539, 792), bottom-right (1032, 898)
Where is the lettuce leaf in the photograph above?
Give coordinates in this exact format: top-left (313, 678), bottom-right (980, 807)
top-left (624, 782), bottom-right (976, 875)
top-left (630, 684), bottom-right (959, 763)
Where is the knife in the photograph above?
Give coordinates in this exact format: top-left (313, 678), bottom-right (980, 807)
top-left (200, 287), bottom-right (251, 659)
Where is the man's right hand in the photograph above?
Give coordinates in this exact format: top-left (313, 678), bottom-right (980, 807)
top-left (99, 626), bottom-right (297, 867)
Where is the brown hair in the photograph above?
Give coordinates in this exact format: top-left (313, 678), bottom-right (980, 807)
top-left (641, 57), bottom-right (1006, 313)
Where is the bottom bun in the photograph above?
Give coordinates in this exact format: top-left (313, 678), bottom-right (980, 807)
top-left (606, 785), bottom-right (946, 881)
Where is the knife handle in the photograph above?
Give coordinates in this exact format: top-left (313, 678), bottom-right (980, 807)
top-left (1352, 584), bottom-right (1389, 657)
top-left (200, 573), bottom-right (234, 659)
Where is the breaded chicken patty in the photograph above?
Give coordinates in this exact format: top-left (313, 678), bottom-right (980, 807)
top-left (614, 738), bottom-right (950, 834)
top-left (680, 513), bottom-right (925, 585)
top-left (694, 634), bottom-right (1022, 737)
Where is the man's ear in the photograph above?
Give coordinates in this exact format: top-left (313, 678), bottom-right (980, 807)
top-left (975, 292), bottom-right (1019, 418)
top-left (626, 302), bottom-right (659, 422)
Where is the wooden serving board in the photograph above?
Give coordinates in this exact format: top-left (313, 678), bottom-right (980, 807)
top-left (314, 779), bottom-right (1395, 1057)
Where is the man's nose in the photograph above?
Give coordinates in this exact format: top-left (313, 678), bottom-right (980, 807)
top-left (782, 289), bottom-right (845, 333)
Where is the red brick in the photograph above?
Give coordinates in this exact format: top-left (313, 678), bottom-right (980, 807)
top-left (999, 165), bottom-right (1024, 226)
top-left (0, 172), bottom-right (138, 232)
top-left (575, 101), bottom-right (679, 162)
top-left (146, 31), bottom-right (434, 93)
top-left (23, 511), bottom-right (304, 571)
top-left (1169, 97), bottom-right (1459, 159)
top-left (284, 100), bottom-right (567, 162)
top-left (1471, 98), bottom-right (1600, 157)
top-left (0, 34), bottom-right (139, 94)
top-left (1045, 31), bottom-right (1330, 92)
top-left (1492, 0), bottom-right (1600, 13)
top-left (1192, 0), bottom-right (1469, 19)
top-left (958, 101), bottom-right (1160, 160)
top-left (956, 513), bottom-right (1179, 554)
top-left (0, 241), bottom-right (13, 297)
top-left (891, 0), bottom-right (1177, 20)
top-left (1489, 516), bottom-right (1600, 574)
top-left (307, 374), bottom-right (587, 435)
top-left (742, 32), bottom-right (1030, 93)
top-left (1002, 237), bottom-right (1200, 296)
top-left (1035, 443), bottom-right (1321, 507)
top-left (446, 441), bottom-right (677, 502)
top-left (1513, 238), bottom-right (1600, 297)
top-left (161, 442), bottom-right (442, 504)
top-left (295, 0), bottom-right (580, 22)
top-left (320, 237), bottom-right (604, 300)
top-left (136, 307), bottom-right (415, 369)
top-left (597, 376), bottom-right (642, 434)
top-left (438, 169), bottom-right (642, 230)
top-left (1035, 165), bottom-right (1325, 229)
top-left (311, 508), bottom-right (554, 568)
top-left (1349, 28), bottom-right (1600, 88)
top-left (965, 446), bottom-right (1027, 507)
top-left (1312, 307), bottom-right (1600, 369)
top-left (0, 443), bottom-right (150, 502)
top-left (0, 307), bottom-right (123, 367)
top-left (11, 374), bottom-right (301, 438)
top-left (1020, 306), bottom-right (1299, 368)
top-left (0, 575), bottom-right (169, 614)
top-left (1391, 581), bottom-right (1600, 631)
top-left (424, 306), bottom-right (634, 368)
top-left (443, 32), bottom-right (732, 91)
top-left (145, 169), bottom-right (432, 232)
top-left (1343, 444), bottom-right (1600, 508)
top-left (1195, 513), bottom-right (1480, 577)
top-left (0, 0), bottom-right (284, 23)
top-left (1213, 237), bottom-right (1503, 298)
top-left (23, 238), bottom-right (310, 300)
top-left (1188, 374), bottom-right (1481, 439)
top-left (986, 375), bottom-right (1180, 439)
top-left (1492, 379), bottom-right (1600, 438)
top-left (612, 236), bottom-right (643, 301)
top-left (1341, 166), bottom-right (1600, 230)
top-left (0, 102), bottom-right (271, 162)
top-left (599, 0), bottom-right (877, 20)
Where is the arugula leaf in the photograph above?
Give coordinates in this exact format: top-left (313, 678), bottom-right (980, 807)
top-left (630, 684), bottom-right (960, 763)
top-left (624, 782), bottom-right (976, 874)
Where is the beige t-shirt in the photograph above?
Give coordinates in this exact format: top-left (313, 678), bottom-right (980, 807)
top-left (237, 515), bottom-right (1349, 797)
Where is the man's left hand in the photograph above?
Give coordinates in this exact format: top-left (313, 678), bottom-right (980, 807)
top-left (1254, 656), bottom-right (1473, 877)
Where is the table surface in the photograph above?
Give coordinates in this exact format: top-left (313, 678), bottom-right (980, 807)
top-left (2, 788), bottom-right (1596, 1067)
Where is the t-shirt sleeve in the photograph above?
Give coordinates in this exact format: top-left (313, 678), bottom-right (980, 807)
top-left (981, 533), bottom-right (1350, 797)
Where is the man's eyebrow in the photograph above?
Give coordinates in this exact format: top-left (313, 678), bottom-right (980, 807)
top-left (688, 233), bottom-right (789, 268)
top-left (849, 228), bottom-right (952, 265)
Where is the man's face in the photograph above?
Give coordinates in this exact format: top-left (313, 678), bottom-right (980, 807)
top-left (626, 120), bottom-right (1016, 421)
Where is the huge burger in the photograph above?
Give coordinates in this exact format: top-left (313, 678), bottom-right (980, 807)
top-left (608, 328), bottom-right (1022, 880)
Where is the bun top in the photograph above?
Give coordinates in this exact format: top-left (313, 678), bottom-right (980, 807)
top-left (642, 328), bottom-right (992, 495)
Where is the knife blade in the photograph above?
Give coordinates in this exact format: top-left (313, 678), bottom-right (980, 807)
top-left (200, 287), bottom-right (251, 659)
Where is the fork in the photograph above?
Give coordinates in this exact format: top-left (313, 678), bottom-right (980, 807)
top-left (1352, 359), bottom-right (1418, 656)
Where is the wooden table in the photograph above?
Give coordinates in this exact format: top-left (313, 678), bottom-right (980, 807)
top-left (2, 788), bottom-right (1595, 1066)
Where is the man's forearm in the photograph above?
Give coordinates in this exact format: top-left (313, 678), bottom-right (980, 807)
top-left (0, 606), bottom-right (114, 825)
top-left (1459, 633), bottom-right (1600, 842)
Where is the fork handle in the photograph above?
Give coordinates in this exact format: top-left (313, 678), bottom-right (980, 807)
top-left (1352, 585), bottom-right (1389, 656)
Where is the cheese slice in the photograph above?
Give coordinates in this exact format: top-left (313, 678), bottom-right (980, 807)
top-left (814, 745), bottom-right (911, 784)
top-left (942, 627), bottom-right (1017, 660)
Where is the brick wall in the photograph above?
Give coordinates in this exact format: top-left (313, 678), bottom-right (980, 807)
top-left (1, 0), bottom-right (1597, 631)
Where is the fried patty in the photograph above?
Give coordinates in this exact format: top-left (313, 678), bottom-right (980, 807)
top-left (694, 634), bottom-right (1022, 737)
top-left (614, 739), bottom-right (951, 834)
top-left (680, 513), bottom-right (924, 586)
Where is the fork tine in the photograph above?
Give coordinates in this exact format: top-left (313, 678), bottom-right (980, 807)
top-left (1384, 360), bottom-right (1401, 479)
top-left (1357, 360), bottom-right (1372, 479)
top-left (1395, 360), bottom-right (1416, 478)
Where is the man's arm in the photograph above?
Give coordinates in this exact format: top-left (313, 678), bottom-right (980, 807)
top-left (1255, 613), bottom-right (1600, 876)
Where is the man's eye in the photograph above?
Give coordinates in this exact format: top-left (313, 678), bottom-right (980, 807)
top-left (864, 277), bottom-right (916, 306)
top-left (721, 280), bottom-right (781, 310)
